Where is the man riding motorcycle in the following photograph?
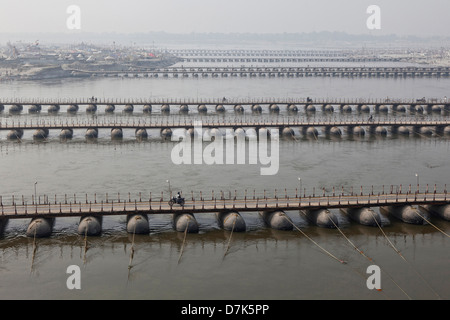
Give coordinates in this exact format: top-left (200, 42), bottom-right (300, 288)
top-left (169, 192), bottom-right (185, 206)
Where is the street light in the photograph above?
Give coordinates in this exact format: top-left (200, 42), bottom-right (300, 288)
top-left (166, 179), bottom-right (171, 196)
top-left (34, 181), bottom-right (37, 205)
top-left (298, 177), bottom-right (302, 197)
top-left (415, 173), bottom-right (419, 193)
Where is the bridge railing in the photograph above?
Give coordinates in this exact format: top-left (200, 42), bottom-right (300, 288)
top-left (0, 184), bottom-right (447, 211)
top-left (1, 96), bottom-right (450, 105)
top-left (0, 115), bottom-right (449, 130)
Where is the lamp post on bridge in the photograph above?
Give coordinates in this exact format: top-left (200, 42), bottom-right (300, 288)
top-left (298, 177), bottom-right (302, 198)
top-left (166, 179), bottom-right (171, 197)
top-left (34, 181), bottom-right (37, 205)
top-left (415, 173), bottom-right (419, 193)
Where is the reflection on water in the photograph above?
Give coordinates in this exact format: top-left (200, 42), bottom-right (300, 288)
top-left (0, 211), bottom-right (449, 299)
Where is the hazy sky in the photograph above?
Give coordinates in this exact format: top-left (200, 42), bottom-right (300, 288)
top-left (0, 0), bottom-right (449, 37)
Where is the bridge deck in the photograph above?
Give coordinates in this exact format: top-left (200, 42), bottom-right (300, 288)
top-left (1, 118), bottom-right (449, 131)
top-left (67, 66), bottom-right (450, 74)
top-left (1, 98), bottom-right (449, 106)
top-left (1, 191), bottom-right (448, 219)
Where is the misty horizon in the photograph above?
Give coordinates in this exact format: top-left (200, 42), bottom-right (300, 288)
top-left (1, 1), bottom-right (450, 38)
top-left (1, 30), bottom-right (449, 48)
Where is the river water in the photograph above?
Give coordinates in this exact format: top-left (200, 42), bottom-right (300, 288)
top-left (0, 58), bottom-right (449, 301)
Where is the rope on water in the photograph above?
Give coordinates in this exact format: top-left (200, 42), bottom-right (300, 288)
top-left (328, 216), bottom-right (371, 261)
top-left (370, 210), bottom-right (441, 300)
top-left (283, 215), bottom-right (346, 264)
top-left (371, 210), bottom-right (406, 260)
top-left (415, 209), bottom-right (450, 238)
top-left (83, 219), bottom-right (89, 265)
top-left (126, 221), bottom-right (138, 284)
top-left (30, 222), bottom-right (37, 274)
top-left (313, 130), bottom-right (319, 141)
top-left (128, 221), bottom-right (137, 270)
top-left (177, 217), bottom-right (190, 265)
top-left (223, 214), bottom-right (237, 259)
top-left (330, 215), bottom-right (412, 300)
top-left (32, 222), bottom-right (37, 255)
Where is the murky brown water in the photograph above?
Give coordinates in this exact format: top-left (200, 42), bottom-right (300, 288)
top-left (0, 63), bottom-right (449, 300)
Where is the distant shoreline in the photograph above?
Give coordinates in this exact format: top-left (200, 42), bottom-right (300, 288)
top-left (1, 31), bottom-right (450, 48)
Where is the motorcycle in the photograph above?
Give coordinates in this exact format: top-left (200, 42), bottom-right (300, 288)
top-left (169, 196), bottom-right (185, 206)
